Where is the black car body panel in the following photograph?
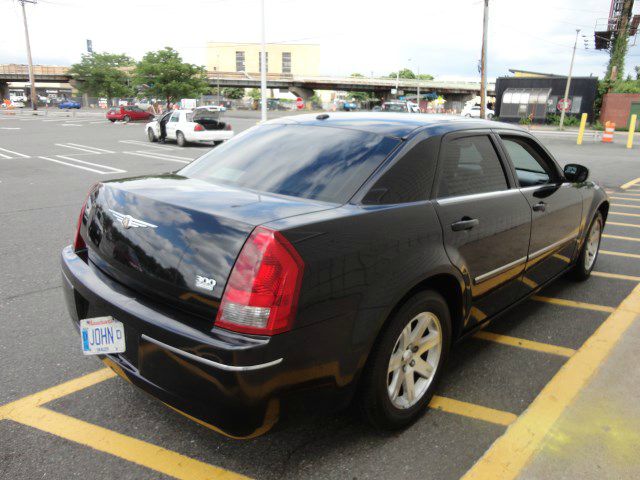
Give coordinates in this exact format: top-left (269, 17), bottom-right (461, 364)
top-left (61, 113), bottom-right (609, 437)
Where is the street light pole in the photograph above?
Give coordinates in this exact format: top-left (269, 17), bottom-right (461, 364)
top-left (559, 29), bottom-right (581, 130)
top-left (416, 66), bottom-right (421, 113)
top-left (19, 0), bottom-right (38, 111)
top-left (260, 0), bottom-right (267, 122)
top-left (479, 0), bottom-right (489, 119)
top-left (216, 53), bottom-right (220, 106)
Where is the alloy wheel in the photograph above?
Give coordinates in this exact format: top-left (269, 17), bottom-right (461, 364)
top-left (584, 216), bottom-right (602, 271)
top-left (387, 312), bottom-right (442, 409)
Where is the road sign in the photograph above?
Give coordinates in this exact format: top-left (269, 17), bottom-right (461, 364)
top-left (296, 97), bottom-right (304, 109)
top-left (557, 98), bottom-right (572, 112)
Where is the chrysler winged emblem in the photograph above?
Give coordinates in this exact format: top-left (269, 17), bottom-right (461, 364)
top-left (109, 209), bottom-right (158, 230)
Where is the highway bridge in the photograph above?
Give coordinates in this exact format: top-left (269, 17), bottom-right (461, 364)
top-left (1, 64), bottom-right (495, 103)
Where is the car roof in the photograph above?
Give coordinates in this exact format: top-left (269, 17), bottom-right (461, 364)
top-left (267, 112), bottom-right (523, 138)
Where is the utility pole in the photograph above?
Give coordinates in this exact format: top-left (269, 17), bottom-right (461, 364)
top-left (395, 70), bottom-right (400, 99)
top-left (479, 0), bottom-right (489, 119)
top-left (416, 66), bottom-right (421, 113)
top-left (559, 29), bottom-right (581, 130)
top-left (216, 53), bottom-right (220, 106)
top-left (20, 0), bottom-right (38, 111)
top-left (260, 0), bottom-right (267, 122)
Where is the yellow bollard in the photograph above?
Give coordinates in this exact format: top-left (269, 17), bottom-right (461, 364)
top-left (577, 113), bottom-right (588, 145)
top-left (628, 114), bottom-right (637, 149)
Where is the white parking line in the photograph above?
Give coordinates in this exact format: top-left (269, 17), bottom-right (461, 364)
top-left (134, 150), bottom-right (195, 161)
top-left (0, 147), bottom-right (30, 158)
top-left (119, 140), bottom-right (182, 151)
top-left (38, 156), bottom-right (116, 174)
top-left (61, 124), bottom-right (83, 127)
top-left (123, 151), bottom-right (189, 164)
top-left (55, 143), bottom-right (109, 154)
top-left (0, 152), bottom-right (11, 159)
top-left (66, 143), bottom-right (115, 154)
top-left (56, 155), bottom-right (126, 173)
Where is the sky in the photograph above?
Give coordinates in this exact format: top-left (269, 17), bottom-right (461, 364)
top-left (1, 0), bottom-right (639, 80)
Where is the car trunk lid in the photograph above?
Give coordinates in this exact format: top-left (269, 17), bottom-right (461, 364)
top-left (85, 175), bottom-right (333, 319)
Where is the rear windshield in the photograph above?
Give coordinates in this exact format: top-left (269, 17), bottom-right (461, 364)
top-left (179, 124), bottom-right (400, 203)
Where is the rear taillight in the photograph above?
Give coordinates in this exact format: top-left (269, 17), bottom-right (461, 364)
top-left (225, 123), bottom-right (232, 131)
top-left (72, 185), bottom-right (96, 252)
top-left (194, 123), bottom-right (204, 132)
top-left (215, 226), bottom-right (304, 335)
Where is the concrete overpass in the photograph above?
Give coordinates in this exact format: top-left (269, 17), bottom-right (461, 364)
top-left (1, 64), bottom-right (495, 104)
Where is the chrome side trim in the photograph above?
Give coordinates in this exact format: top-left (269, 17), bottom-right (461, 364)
top-left (474, 256), bottom-right (527, 284)
top-left (437, 188), bottom-right (519, 206)
top-left (528, 234), bottom-right (577, 260)
top-left (141, 334), bottom-right (283, 372)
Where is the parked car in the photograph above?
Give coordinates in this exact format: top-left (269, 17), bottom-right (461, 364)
top-left (461, 104), bottom-right (495, 119)
top-left (106, 105), bottom-right (154, 123)
top-left (62, 113), bottom-right (607, 438)
top-left (381, 100), bottom-right (409, 112)
top-left (145, 106), bottom-right (233, 146)
top-left (342, 101), bottom-right (357, 111)
top-left (59, 100), bottom-right (81, 109)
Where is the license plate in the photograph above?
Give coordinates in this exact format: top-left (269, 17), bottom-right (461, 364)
top-left (80, 317), bottom-right (126, 355)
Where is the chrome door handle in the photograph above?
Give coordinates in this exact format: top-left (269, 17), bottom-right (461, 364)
top-left (451, 217), bottom-right (479, 231)
top-left (532, 202), bottom-right (546, 212)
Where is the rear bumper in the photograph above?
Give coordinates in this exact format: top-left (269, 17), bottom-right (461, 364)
top-left (185, 130), bottom-right (234, 143)
top-left (60, 246), bottom-right (355, 438)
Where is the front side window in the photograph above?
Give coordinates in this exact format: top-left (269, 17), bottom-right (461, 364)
top-left (501, 136), bottom-right (555, 187)
top-left (437, 135), bottom-right (508, 198)
top-left (169, 113), bottom-right (180, 122)
top-left (179, 124), bottom-right (400, 204)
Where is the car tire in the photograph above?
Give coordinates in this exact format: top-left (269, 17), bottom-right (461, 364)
top-left (465, 114), bottom-right (472, 117)
top-left (176, 131), bottom-right (186, 147)
top-left (360, 290), bottom-right (451, 431)
top-left (147, 128), bottom-right (157, 142)
top-left (487, 113), bottom-right (494, 120)
top-left (123, 115), bottom-right (130, 123)
top-left (109, 119), bottom-right (116, 123)
top-left (573, 211), bottom-right (603, 280)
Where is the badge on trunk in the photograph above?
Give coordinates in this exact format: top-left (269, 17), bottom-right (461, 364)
top-left (195, 275), bottom-right (216, 291)
top-left (109, 209), bottom-right (158, 229)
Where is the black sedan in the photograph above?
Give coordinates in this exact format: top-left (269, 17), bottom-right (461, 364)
top-left (61, 113), bottom-right (608, 438)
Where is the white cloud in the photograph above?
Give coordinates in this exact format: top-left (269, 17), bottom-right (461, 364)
top-left (1, 0), bottom-right (638, 79)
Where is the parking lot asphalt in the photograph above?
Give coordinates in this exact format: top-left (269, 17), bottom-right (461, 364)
top-left (1, 111), bottom-right (640, 480)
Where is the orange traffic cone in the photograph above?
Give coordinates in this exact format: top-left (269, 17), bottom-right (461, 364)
top-left (602, 121), bottom-right (615, 143)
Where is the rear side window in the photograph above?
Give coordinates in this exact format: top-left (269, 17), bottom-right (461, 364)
top-left (363, 137), bottom-right (438, 204)
top-left (437, 135), bottom-right (508, 198)
top-left (180, 124), bottom-right (400, 203)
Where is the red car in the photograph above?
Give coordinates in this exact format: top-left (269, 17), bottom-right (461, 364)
top-left (106, 105), bottom-right (154, 122)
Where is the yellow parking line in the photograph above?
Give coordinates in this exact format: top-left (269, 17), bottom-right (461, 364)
top-left (621, 178), bottom-right (640, 189)
top-left (607, 221), bottom-right (640, 229)
top-left (610, 196), bottom-right (640, 202)
top-left (609, 211), bottom-right (640, 218)
top-left (611, 203), bottom-right (640, 209)
top-left (0, 368), bottom-right (115, 419)
top-left (473, 331), bottom-right (575, 357)
top-left (601, 250), bottom-right (640, 259)
top-left (592, 271), bottom-right (640, 282)
top-left (461, 284), bottom-right (640, 480)
top-left (6, 406), bottom-right (249, 480)
top-left (612, 191), bottom-right (640, 196)
top-left (531, 295), bottom-right (615, 313)
top-left (603, 233), bottom-right (640, 242)
top-left (521, 277), bottom-right (538, 289)
top-left (429, 396), bottom-right (517, 426)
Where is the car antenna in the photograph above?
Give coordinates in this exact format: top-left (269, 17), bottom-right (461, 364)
top-left (316, 113), bottom-right (329, 120)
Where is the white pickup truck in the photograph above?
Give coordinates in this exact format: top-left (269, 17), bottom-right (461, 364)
top-left (146, 106), bottom-right (234, 146)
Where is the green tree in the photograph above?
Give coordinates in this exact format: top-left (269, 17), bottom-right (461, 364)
top-left (211, 87), bottom-right (245, 99)
top-left (603, 0), bottom-right (634, 94)
top-left (248, 88), bottom-right (261, 100)
top-left (388, 68), bottom-right (416, 79)
top-left (69, 52), bottom-right (134, 102)
top-left (135, 47), bottom-right (209, 106)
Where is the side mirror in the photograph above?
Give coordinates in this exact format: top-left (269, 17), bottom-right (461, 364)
top-left (564, 163), bottom-right (589, 183)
